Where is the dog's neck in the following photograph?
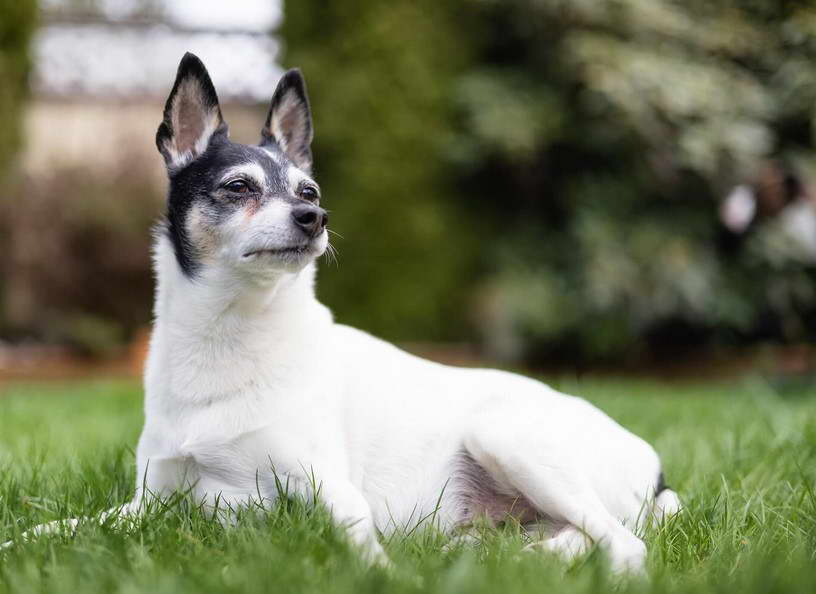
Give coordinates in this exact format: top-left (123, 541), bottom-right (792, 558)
top-left (147, 236), bottom-right (332, 403)
top-left (153, 239), bottom-right (323, 332)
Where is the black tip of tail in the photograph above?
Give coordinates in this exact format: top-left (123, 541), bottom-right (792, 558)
top-left (655, 471), bottom-right (671, 496)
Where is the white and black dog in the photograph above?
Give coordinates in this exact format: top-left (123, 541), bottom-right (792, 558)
top-left (4, 53), bottom-right (680, 572)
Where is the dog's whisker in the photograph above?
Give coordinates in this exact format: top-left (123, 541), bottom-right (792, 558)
top-left (324, 242), bottom-right (340, 267)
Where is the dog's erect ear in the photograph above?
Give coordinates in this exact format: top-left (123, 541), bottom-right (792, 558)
top-left (261, 69), bottom-right (313, 172)
top-left (156, 52), bottom-right (227, 171)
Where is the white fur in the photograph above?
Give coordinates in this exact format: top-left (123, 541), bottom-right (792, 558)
top-left (262, 147), bottom-right (284, 166)
top-left (287, 165), bottom-right (310, 192)
top-left (4, 181), bottom-right (679, 575)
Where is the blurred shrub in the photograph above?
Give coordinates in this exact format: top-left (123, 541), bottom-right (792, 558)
top-left (281, 1), bottom-right (478, 341)
top-left (0, 0), bottom-right (37, 325)
top-left (283, 0), bottom-right (816, 362)
top-left (0, 0), bottom-right (36, 174)
top-left (0, 156), bottom-right (161, 355)
top-left (451, 0), bottom-right (816, 361)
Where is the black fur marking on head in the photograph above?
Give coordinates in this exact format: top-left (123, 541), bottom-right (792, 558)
top-left (163, 142), bottom-right (298, 276)
top-left (261, 69), bottom-right (314, 172)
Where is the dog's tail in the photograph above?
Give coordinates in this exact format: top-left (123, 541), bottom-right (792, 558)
top-left (1, 517), bottom-right (82, 550)
top-left (1, 501), bottom-right (139, 551)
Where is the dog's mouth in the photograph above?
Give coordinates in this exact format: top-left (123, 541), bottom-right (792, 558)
top-left (242, 243), bottom-right (312, 259)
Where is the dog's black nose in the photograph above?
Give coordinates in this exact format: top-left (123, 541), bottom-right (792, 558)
top-left (291, 204), bottom-right (328, 238)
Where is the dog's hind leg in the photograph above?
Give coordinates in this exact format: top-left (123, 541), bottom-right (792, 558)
top-left (463, 423), bottom-right (647, 574)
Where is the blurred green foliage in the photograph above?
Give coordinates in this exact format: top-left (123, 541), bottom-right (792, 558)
top-left (282, 0), bottom-right (816, 362)
top-left (0, 0), bottom-right (36, 332)
top-left (281, 2), bottom-right (479, 341)
top-left (1, 161), bottom-right (160, 354)
top-left (0, 0), bottom-right (35, 175)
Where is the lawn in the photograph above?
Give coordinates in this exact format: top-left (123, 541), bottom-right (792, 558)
top-left (1, 376), bottom-right (815, 594)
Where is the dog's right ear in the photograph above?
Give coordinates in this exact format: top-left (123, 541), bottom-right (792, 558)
top-left (156, 52), bottom-right (227, 171)
top-left (260, 69), bottom-right (313, 172)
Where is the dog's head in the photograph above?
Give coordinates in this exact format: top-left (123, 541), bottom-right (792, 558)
top-left (156, 53), bottom-right (327, 278)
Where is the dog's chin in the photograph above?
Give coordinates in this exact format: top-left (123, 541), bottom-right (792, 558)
top-left (240, 240), bottom-right (326, 272)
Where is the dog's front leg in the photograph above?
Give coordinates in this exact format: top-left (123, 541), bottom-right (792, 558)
top-left (316, 480), bottom-right (389, 567)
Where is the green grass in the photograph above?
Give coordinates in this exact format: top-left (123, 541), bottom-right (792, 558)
top-left (1, 376), bottom-right (815, 593)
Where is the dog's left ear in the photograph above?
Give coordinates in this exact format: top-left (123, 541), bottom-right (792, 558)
top-left (156, 52), bottom-right (227, 171)
top-left (261, 69), bottom-right (313, 172)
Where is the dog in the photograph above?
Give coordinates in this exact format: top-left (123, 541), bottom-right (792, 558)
top-left (3, 53), bottom-right (680, 573)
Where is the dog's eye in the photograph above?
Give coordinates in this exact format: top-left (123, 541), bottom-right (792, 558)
top-left (224, 180), bottom-right (250, 193)
top-left (300, 185), bottom-right (319, 201)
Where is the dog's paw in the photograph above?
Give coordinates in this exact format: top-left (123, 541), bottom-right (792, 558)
top-left (524, 525), bottom-right (592, 560)
top-left (653, 489), bottom-right (682, 523)
top-left (608, 537), bottom-right (647, 575)
top-left (359, 540), bottom-right (393, 570)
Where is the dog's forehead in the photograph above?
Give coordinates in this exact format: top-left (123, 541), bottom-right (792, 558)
top-left (207, 141), bottom-right (294, 190)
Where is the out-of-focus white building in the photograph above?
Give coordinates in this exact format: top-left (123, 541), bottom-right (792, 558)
top-left (25, 0), bottom-right (283, 178)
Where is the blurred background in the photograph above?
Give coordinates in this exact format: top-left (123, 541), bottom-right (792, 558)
top-left (2, 0), bottom-right (816, 379)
